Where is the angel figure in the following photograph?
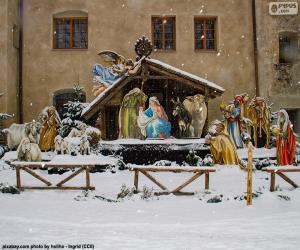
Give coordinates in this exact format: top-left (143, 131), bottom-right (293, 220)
top-left (92, 51), bottom-right (141, 96)
top-left (39, 106), bottom-right (61, 151)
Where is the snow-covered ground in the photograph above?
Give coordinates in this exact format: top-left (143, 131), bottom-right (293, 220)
top-left (1, 159), bottom-right (300, 249)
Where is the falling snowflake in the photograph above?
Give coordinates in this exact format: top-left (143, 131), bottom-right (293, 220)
top-left (241, 35), bottom-right (245, 39)
top-left (121, 4), bottom-right (125, 8)
top-left (217, 52), bottom-right (221, 56)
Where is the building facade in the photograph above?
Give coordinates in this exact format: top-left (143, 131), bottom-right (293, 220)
top-left (0, 0), bottom-right (299, 136)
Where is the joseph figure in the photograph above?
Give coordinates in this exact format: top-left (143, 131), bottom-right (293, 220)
top-left (119, 88), bottom-right (148, 139)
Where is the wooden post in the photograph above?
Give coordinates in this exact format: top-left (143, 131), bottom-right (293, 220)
top-left (205, 172), bottom-right (209, 190)
top-left (16, 166), bottom-right (21, 190)
top-left (85, 166), bottom-right (91, 191)
top-left (134, 170), bottom-right (139, 193)
top-left (270, 172), bottom-right (275, 192)
top-left (247, 142), bottom-right (253, 206)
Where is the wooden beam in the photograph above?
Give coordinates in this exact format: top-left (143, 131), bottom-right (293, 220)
top-left (20, 186), bottom-right (95, 190)
top-left (171, 172), bottom-right (202, 193)
top-left (85, 166), bottom-right (91, 190)
top-left (22, 167), bottom-right (52, 186)
top-left (205, 172), bottom-right (209, 190)
top-left (134, 170), bottom-right (139, 193)
top-left (132, 167), bottom-right (215, 173)
top-left (16, 166), bottom-right (21, 189)
top-left (140, 170), bottom-right (168, 190)
top-left (247, 142), bottom-right (253, 206)
top-left (56, 167), bottom-right (85, 187)
top-left (270, 172), bottom-right (275, 192)
top-left (277, 172), bottom-right (298, 188)
top-left (132, 75), bottom-right (171, 80)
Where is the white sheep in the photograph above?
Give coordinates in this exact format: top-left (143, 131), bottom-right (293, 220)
top-left (80, 134), bottom-right (90, 155)
top-left (17, 138), bottom-right (42, 162)
top-left (54, 135), bottom-right (70, 155)
top-left (67, 128), bottom-right (84, 137)
top-left (5, 121), bottom-right (42, 150)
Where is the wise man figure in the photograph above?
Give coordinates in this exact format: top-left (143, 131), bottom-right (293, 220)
top-left (205, 120), bottom-right (244, 168)
top-left (273, 109), bottom-right (297, 165)
top-left (226, 99), bottom-right (244, 148)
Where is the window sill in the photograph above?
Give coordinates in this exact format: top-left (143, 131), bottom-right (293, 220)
top-left (194, 49), bottom-right (218, 53)
top-left (153, 49), bottom-right (176, 53)
top-left (52, 48), bottom-right (88, 51)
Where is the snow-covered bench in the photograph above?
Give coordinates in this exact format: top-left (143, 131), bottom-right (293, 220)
top-left (132, 166), bottom-right (216, 195)
top-left (262, 166), bottom-right (300, 191)
top-left (11, 157), bottom-right (98, 191)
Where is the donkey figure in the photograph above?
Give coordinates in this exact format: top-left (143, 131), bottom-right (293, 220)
top-left (172, 97), bottom-right (193, 138)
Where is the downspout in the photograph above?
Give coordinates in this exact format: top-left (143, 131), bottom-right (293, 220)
top-left (17, 0), bottom-right (23, 123)
top-left (251, 0), bottom-right (259, 96)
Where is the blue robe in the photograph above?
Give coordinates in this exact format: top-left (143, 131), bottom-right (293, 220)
top-left (144, 107), bottom-right (171, 138)
top-left (92, 64), bottom-right (122, 86)
top-left (227, 107), bottom-right (244, 148)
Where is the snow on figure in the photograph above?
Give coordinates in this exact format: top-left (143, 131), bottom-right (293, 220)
top-left (92, 51), bottom-right (140, 96)
top-left (80, 134), bottom-right (90, 155)
top-left (119, 88), bottom-right (148, 139)
top-left (39, 106), bottom-right (61, 152)
top-left (54, 135), bottom-right (70, 155)
top-left (17, 138), bottom-right (42, 162)
top-left (205, 120), bottom-right (243, 168)
top-left (272, 109), bottom-right (297, 165)
top-left (5, 121), bottom-right (42, 150)
top-left (138, 96), bottom-right (171, 139)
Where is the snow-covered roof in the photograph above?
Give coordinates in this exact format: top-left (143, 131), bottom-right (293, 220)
top-left (82, 58), bottom-right (225, 120)
top-left (145, 58), bottom-right (225, 92)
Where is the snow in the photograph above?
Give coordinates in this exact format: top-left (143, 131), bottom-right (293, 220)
top-left (132, 166), bottom-right (216, 171)
top-left (81, 76), bottom-right (126, 117)
top-left (100, 138), bottom-right (206, 145)
top-left (82, 58), bottom-right (225, 118)
top-left (146, 58), bottom-right (225, 92)
top-left (237, 147), bottom-right (276, 159)
top-left (1, 159), bottom-right (300, 249)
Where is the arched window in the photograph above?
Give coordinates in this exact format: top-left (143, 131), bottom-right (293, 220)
top-left (279, 32), bottom-right (298, 64)
top-left (53, 89), bottom-right (86, 118)
top-left (53, 10), bottom-right (88, 49)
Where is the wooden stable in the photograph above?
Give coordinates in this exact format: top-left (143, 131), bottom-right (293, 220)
top-left (132, 166), bottom-right (216, 195)
top-left (82, 58), bottom-right (224, 140)
top-left (262, 166), bottom-right (300, 192)
top-left (12, 162), bottom-right (95, 191)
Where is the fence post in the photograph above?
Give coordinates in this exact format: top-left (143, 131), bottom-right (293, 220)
top-left (247, 142), bottom-right (253, 206)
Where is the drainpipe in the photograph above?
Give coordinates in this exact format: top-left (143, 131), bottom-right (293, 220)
top-left (252, 0), bottom-right (260, 96)
top-left (17, 0), bottom-right (23, 123)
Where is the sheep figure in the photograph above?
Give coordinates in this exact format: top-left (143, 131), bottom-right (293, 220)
top-left (80, 134), bottom-right (90, 155)
top-left (17, 138), bottom-right (42, 162)
top-left (5, 121), bottom-right (42, 150)
top-left (54, 135), bottom-right (70, 155)
top-left (67, 128), bottom-right (83, 137)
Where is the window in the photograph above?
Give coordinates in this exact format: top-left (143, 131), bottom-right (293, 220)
top-left (194, 17), bottom-right (217, 50)
top-left (53, 17), bottom-right (88, 49)
top-left (279, 32), bottom-right (298, 64)
top-left (151, 16), bottom-right (176, 50)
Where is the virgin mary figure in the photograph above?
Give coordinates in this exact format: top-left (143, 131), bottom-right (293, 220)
top-left (137, 96), bottom-right (171, 139)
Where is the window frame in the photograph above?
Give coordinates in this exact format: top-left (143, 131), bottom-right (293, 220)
top-left (53, 16), bottom-right (88, 50)
top-left (278, 31), bottom-right (298, 65)
top-left (194, 16), bottom-right (218, 51)
top-left (151, 16), bottom-right (176, 51)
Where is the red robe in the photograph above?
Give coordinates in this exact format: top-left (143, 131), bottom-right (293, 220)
top-left (276, 122), bottom-right (296, 165)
